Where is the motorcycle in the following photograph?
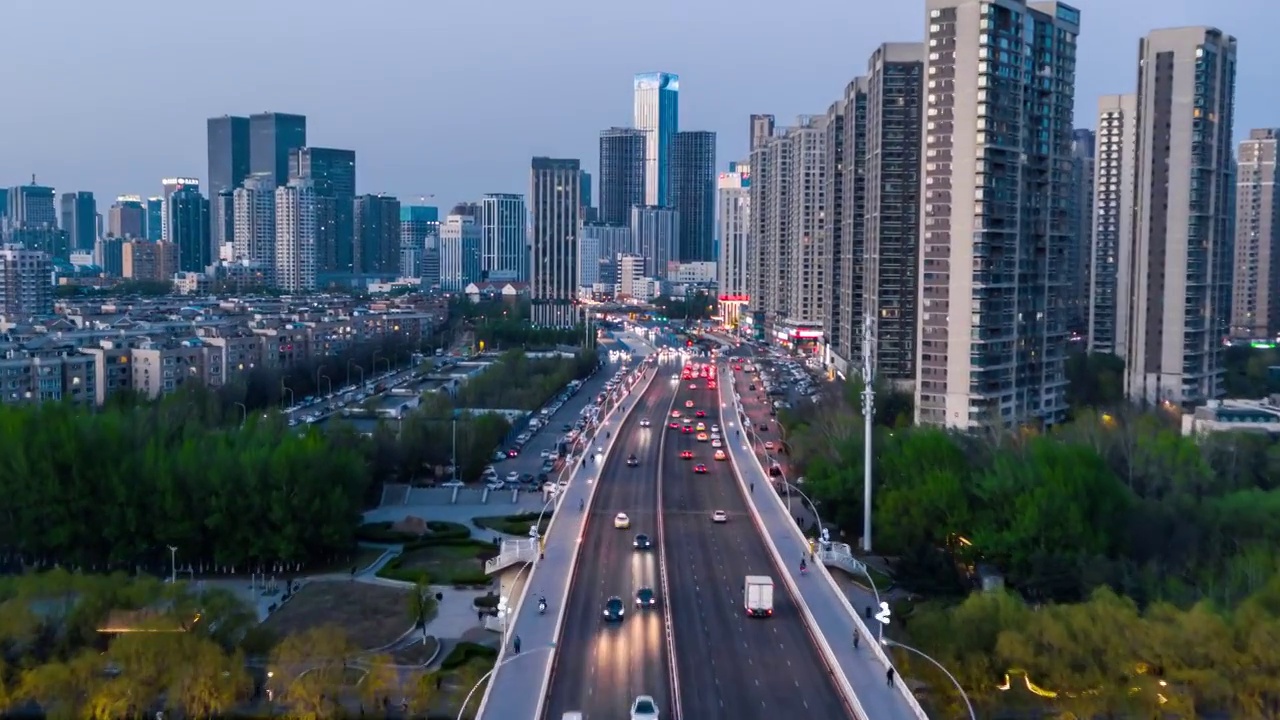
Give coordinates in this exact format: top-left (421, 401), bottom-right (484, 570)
top-left (538, 598), bottom-right (547, 614)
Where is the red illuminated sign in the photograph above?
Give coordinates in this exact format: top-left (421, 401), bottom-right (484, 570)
top-left (718, 294), bottom-right (749, 302)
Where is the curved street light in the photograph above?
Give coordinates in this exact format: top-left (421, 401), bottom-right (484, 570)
top-left (455, 645), bottom-right (555, 720)
top-left (881, 638), bottom-right (976, 720)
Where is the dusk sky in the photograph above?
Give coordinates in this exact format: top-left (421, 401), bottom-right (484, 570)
top-left (1, 0), bottom-right (1274, 211)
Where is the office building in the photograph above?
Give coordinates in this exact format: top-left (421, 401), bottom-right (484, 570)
top-left (480, 193), bottom-right (527, 280)
top-left (440, 213), bottom-right (482, 291)
top-left (863, 43), bottom-right (924, 382)
top-left (0, 189), bottom-right (7, 224)
top-left (401, 205), bottom-right (440, 279)
top-left (616, 253), bottom-right (651, 301)
top-left (274, 181), bottom-right (318, 293)
top-left (123, 240), bottom-right (178, 283)
top-left (290, 147), bottom-right (356, 274)
top-left (213, 190), bottom-right (235, 259)
top-left (207, 115), bottom-right (251, 249)
top-left (250, 112), bottom-right (307, 186)
top-left (630, 205), bottom-right (678, 279)
top-left (5, 182), bottom-right (59, 255)
top-left (0, 246), bottom-right (52, 318)
top-left (671, 130), bottom-right (717, 262)
top-left (168, 186), bottom-right (211, 273)
top-left (599, 127), bottom-right (647, 226)
top-left (1089, 94), bottom-right (1139, 355)
top-left (160, 178), bottom-right (199, 242)
top-left (59, 192), bottom-right (97, 254)
top-left (1068, 129), bottom-right (1096, 334)
top-left (1232, 129), bottom-right (1280, 338)
top-left (579, 171), bottom-right (595, 222)
top-left (95, 237), bottom-right (125, 277)
top-left (529, 157), bottom-right (581, 327)
top-left (146, 197), bottom-right (163, 241)
top-left (915, 0), bottom-right (1079, 429)
top-left (751, 116), bottom-right (828, 352)
top-left (717, 165), bottom-right (751, 326)
top-left (354, 194), bottom-right (401, 276)
top-left (232, 173), bottom-right (277, 276)
top-left (634, 72), bottom-right (679, 206)
top-left (1122, 26), bottom-right (1237, 407)
top-left (108, 196), bottom-right (145, 239)
top-left (580, 222), bottom-right (632, 293)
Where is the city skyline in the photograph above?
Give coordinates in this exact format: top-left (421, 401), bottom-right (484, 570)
top-left (1, 0), bottom-right (1275, 211)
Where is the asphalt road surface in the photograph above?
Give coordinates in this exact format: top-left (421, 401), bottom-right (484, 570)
top-left (661, 367), bottom-right (851, 719)
top-left (541, 375), bottom-right (679, 719)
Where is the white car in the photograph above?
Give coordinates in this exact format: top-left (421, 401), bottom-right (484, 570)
top-left (630, 695), bottom-right (659, 720)
top-left (711, 510), bottom-right (728, 523)
top-left (764, 441), bottom-right (775, 450)
top-left (486, 480), bottom-right (506, 491)
top-left (506, 471), bottom-right (520, 483)
top-left (639, 418), bottom-right (651, 427)
top-left (614, 513), bottom-right (631, 529)
top-left (711, 439), bottom-right (722, 448)
top-left (710, 424), bottom-right (720, 433)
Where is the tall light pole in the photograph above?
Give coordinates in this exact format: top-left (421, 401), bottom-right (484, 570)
top-left (881, 638), bottom-right (976, 720)
top-left (234, 402), bottom-right (247, 426)
top-left (861, 313), bottom-right (876, 553)
top-left (167, 545), bottom-right (178, 584)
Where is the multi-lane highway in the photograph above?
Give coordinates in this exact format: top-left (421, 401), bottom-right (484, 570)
top-left (662, 366), bottom-right (852, 718)
top-left (542, 373), bottom-right (678, 719)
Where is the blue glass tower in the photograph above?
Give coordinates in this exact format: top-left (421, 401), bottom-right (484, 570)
top-left (633, 72), bottom-right (679, 207)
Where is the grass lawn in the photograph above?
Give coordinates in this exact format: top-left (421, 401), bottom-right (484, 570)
top-left (390, 636), bottom-right (440, 666)
top-left (260, 581), bottom-right (415, 650)
top-left (305, 547), bottom-right (387, 576)
top-left (473, 511), bottom-right (552, 536)
top-left (385, 544), bottom-right (494, 586)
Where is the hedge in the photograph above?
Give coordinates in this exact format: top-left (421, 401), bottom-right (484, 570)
top-left (357, 520), bottom-right (472, 546)
top-left (439, 641), bottom-right (498, 671)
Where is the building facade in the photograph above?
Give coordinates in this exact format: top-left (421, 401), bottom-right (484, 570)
top-left (59, 192), bottom-right (97, 255)
top-left (529, 157), bottom-right (581, 327)
top-left (290, 147), bottom-right (356, 274)
top-left (1068, 129), bottom-right (1096, 334)
top-left (0, 246), bottom-right (52, 318)
top-left (207, 115), bottom-right (251, 250)
top-left (1089, 94), bottom-right (1139, 355)
top-left (249, 112), bottom-right (307, 186)
top-left (598, 127), bottom-right (647, 226)
top-left (122, 241), bottom-right (178, 282)
top-left (354, 194), bottom-right (402, 276)
top-left (232, 173), bottom-right (277, 280)
top-left (168, 186), bottom-right (211, 273)
top-left (717, 165), bottom-right (751, 326)
top-left (274, 181), bottom-right (319, 293)
top-left (1230, 129), bottom-right (1280, 338)
top-left (915, 0), bottom-right (1078, 429)
top-left (107, 196), bottom-right (146, 239)
top-left (440, 213), bottom-right (482, 291)
top-left (634, 72), bottom-right (679, 206)
top-left (671, 130), bottom-right (717, 262)
top-left (630, 205), bottom-right (679, 280)
top-left (480, 193), bottom-right (527, 281)
top-left (1123, 27), bottom-right (1237, 406)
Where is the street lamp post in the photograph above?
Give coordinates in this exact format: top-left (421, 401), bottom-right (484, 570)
top-left (167, 545), bottom-right (178, 584)
top-left (454, 646), bottom-right (555, 720)
top-left (319, 373), bottom-right (333, 398)
top-left (347, 360), bottom-right (364, 390)
top-left (234, 402), bottom-right (247, 426)
top-left (880, 638), bottom-right (976, 720)
top-left (315, 365), bottom-right (325, 397)
top-left (280, 382), bottom-right (295, 410)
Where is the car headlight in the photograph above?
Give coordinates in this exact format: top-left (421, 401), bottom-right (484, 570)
top-left (649, 598), bottom-right (656, 604)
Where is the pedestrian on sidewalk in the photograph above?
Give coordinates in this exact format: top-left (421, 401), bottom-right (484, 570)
top-left (513, 635), bottom-right (522, 654)
top-left (853, 632), bottom-right (859, 649)
top-left (749, 482), bottom-right (754, 493)
top-left (886, 667), bottom-right (895, 687)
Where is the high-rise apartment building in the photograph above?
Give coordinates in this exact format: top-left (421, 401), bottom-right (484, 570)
top-left (250, 112), bottom-right (307, 186)
top-left (1068, 129), bottom-right (1096, 334)
top-left (5, 182), bottom-right (59, 254)
top-left (750, 115), bottom-right (776, 152)
top-left (630, 206), bottom-right (679, 280)
top-left (915, 0), bottom-right (1079, 429)
top-left (353, 194), bottom-right (401, 276)
top-left (290, 147), bottom-right (357, 274)
top-left (59, 191), bottom-right (97, 254)
top-left (480, 193), bottom-right (528, 281)
top-left (123, 240), bottom-right (178, 283)
top-left (671, 130), bottom-right (717, 262)
top-left (168, 186), bottom-right (211, 273)
top-left (634, 72), bottom-right (679, 206)
top-left (207, 115), bottom-right (250, 249)
top-left (717, 164), bottom-right (751, 327)
top-left (864, 43), bottom-right (924, 382)
top-left (160, 178), bottom-right (199, 243)
top-left (440, 214), bottom-right (482, 291)
top-left (1122, 26), bottom-right (1237, 407)
top-left (529, 157), bottom-right (581, 327)
top-left (1231, 129), bottom-right (1280, 338)
top-left (752, 117), bottom-right (828, 351)
top-left (598, 127), bottom-right (647, 226)
top-left (213, 190), bottom-right (235, 258)
top-left (0, 246), bottom-right (52, 318)
top-left (824, 87), bottom-right (852, 372)
top-left (580, 222), bottom-right (632, 294)
top-left (108, 196), bottom-right (146, 239)
top-left (1089, 94), bottom-right (1139, 355)
top-left (232, 173), bottom-right (277, 276)
top-left (274, 181), bottom-right (318, 293)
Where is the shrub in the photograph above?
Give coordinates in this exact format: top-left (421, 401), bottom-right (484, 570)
top-left (473, 593), bottom-right (500, 609)
top-left (355, 521), bottom-right (420, 543)
top-left (439, 641), bottom-right (498, 671)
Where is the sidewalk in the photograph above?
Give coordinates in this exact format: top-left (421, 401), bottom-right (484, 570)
top-left (719, 370), bottom-right (926, 720)
top-left (475, 362), bottom-right (657, 720)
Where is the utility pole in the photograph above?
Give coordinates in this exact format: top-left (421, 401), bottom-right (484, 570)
top-left (861, 314), bottom-right (876, 553)
top-left (167, 545), bottom-right (178, 584)
top-left (451, 412), bottom-right (458, 484)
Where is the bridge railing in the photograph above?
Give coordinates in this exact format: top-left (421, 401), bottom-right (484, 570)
top-left (484, 537), bottom-right (538, 574)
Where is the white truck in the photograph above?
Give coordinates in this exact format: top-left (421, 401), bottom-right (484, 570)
top-left (744, 575), bottom-right (774, 617)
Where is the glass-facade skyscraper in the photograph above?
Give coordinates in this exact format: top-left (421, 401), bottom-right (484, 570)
top-left (249, 112), bottom-right (307, 186)
top-left (672, 130), bottom-right (717, 262)
top-left (599, 127), bottom-right (646, 227)
top-left (633, 72), bottom-right (679, 207)
top-left (290, 147), bottom-right (356, 273)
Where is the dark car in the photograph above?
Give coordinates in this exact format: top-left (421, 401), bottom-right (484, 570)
top-left (635, 587), bottom-right (657, 608)
top-left (759, 423), bottom-right (769, 432)
top-left (603, 596), bottom-right (625, 622)
top-left (627, 454), bottom-right (639, 467)
top-left (633, 533), bottom-right (652, 550)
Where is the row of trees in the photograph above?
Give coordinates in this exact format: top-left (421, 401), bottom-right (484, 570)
top-left (901, 580), bottom-right (1280, 719)
top-left (652, 290), bottom-right (715, 321)
top-left (456, 298), bottom-right (592, 350)
top-left (455, 349), bottom-right (599, 411)
top-left (0, 571), bottom-right (485, 719)
top-left (784, 374), bottom-right (1280, 606)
